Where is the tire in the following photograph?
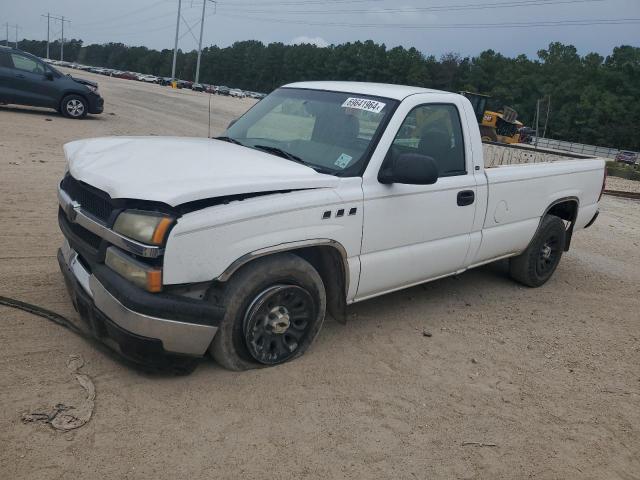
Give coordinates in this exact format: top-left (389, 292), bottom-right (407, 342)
top-left (509, 214), bottom-right (566, 287)
top-left (209, 253), bottom-right (326, 371)
top-left (61, 94), bottom-right (88, 119)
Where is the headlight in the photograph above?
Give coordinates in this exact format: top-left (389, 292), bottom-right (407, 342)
top-left (113, 210), bottom-right (174, 245)
top-left (105, 247), bottom-right (162, 292)
top-left (86, 84), bottom-right (98, 93)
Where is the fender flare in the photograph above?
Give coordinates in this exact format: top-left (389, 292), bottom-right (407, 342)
top-left (216, 238), bottom-right (350, 296)
top-left (534, 196), bottom-right (579, 251)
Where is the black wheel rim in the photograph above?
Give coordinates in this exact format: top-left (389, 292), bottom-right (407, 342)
top-left (243, 285), bottom-right (315, 365)
top-left (536, 234), bottom-right (559, 276)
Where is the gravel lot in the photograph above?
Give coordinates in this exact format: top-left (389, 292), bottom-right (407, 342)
top-left (606, 175), bottom-right (640, 194)
top-left (1, 71), bottom-right (639, 480)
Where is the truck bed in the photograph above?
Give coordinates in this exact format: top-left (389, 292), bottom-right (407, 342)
top-left (483, 142), bottom-right (597, 168)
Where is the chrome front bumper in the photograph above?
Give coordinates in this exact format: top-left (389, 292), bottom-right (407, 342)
top-left (59, 240), bottom-right (218, 356)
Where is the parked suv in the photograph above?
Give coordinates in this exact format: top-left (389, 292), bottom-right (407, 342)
top-left (0, 46), bottom-right (103, 118)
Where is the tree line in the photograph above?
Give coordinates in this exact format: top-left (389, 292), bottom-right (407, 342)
top-left (16, 38), bottom-right (640, 151)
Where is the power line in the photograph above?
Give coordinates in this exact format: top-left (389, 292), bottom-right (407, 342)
top-left (72, 9), bottom-right (178, 32)
top-left (73, 0), bottom-right (170, 27)
top-left (217, 0), bottom-right (605, 15)
top-left (216, 13), bottom-right (640, 29)
top-left (221, 0), bottom-right (384, 5)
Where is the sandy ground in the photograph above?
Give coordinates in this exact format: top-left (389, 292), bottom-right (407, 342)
top-left (1, 71), bottom-right (639, 480)
top-left (606, 176), bottom-right (640, 194)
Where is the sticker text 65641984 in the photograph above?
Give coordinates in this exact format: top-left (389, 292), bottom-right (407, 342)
top-left (341, 97), bottom-right (386, 114)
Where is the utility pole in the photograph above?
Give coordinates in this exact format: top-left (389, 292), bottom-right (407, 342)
top-left (534, 99), bottom-right (541, 149)
top-left (60, 16), bottom-right (67, 61)
top-left (46, 15), bottom-right (68, 60)
top-left (4, 23), bottom-right (8, 47)
top-left (41, 13), bottom-right (51, 59)
top-left (171, 0), bottom-right (182, 79)
top-left (194, 0), bottom-right (215, 84)
top-left (14, 24), bottom-right (19, 48)
top-left (542, 95), bottom-right (551, 138)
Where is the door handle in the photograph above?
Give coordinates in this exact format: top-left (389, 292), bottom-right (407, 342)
top-left (457, 190), bottom-right (475, 206)
top-left (15, 74), bottom-right (25, 79)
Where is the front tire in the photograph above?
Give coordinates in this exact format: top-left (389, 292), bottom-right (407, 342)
top-left (509, 214), bottom-right (566, 287)
top-left (61, 94), bottom-right (88, 119)
top-left (209, 253), bottom-right (326, 371)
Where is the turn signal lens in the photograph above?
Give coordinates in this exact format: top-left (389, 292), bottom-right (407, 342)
top-left (113, 211), bottom-right (174, 245)
top-left (151, 217), bottom-right (173, 245)
top-left (105, 247), bottom-right (162, 293)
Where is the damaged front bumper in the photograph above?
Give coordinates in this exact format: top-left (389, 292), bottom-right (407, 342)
top-left (57, 240), bottom-right (222, 366)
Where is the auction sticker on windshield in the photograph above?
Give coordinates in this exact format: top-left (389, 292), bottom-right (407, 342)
top-left (342, 97), bottom-right (386, 113)
top-left (334, 153), bottom-right (353, 169)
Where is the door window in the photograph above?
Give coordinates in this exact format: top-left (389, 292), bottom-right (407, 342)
top-left (0, 52), bottom-right (12, 68)
top-left (10, 53), bottom-right (45, 74)
top-left (390, 104), bottom-right (466, 176)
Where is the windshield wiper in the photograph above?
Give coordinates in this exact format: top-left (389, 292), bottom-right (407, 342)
top-left (253, 145), bottom-right (336, 174)
top-left (253, 145), bottom-right (306, 165)
top-left (214, 136), bottom-right (243, 146)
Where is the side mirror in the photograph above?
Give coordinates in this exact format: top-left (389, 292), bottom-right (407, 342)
top-left (44, 71), bottom-right (54, 81)
top-left (378, 153), bottom-right (439, 185)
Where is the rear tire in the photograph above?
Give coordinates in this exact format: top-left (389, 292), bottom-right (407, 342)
top-left (61, 94), bottom-right (88, 119)
top-left (509, 214), bottom-right (566, 287)
top-left (209, 253), bottom-right (326, 371)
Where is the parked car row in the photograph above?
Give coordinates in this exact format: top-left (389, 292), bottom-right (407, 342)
top-left (43, 58), bottom-right (266, 99)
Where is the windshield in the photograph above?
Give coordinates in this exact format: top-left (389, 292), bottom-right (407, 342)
top-left (224, 88), bottom-right (398, 176)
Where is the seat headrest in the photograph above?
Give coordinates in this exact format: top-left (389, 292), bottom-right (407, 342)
top-left (418, 129), bottom-right (450, 161)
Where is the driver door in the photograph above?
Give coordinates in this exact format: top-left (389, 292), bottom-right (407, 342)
top-left (6, 52), bottom-right (57, 108)
top-left (357, 97), bottom-right (478, 300)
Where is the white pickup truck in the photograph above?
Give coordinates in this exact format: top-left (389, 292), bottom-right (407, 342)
top-left (57, 81), bottom-right (605, 371)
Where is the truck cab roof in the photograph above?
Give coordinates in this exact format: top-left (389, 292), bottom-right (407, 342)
top-left (283, 81), bottom-right (451, 101)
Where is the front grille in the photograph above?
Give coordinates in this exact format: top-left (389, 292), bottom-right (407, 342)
top-left (59, 209), bottom-right (102, 263)
top-left (60, 174), bottom-right (114, 222)
top-left (66, 216), bottom-right (102, 250)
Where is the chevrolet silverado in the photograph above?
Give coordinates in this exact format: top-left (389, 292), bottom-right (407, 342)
top-left (57, 81), bottom-right (605, 371)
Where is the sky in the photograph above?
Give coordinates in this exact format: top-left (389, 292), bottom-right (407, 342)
top-left (2, 0), bottom-right (639, 59)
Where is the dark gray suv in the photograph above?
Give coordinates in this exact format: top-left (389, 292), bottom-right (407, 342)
top-left (0, 46), bottom-right (103, 119)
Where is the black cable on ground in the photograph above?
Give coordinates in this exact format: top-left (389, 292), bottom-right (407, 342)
top-left (0, 295), bottom-right (86, 337)
top-left (0, 295), bottom-right (199, 375)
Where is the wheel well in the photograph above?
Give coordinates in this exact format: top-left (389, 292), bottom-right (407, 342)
top-left (214, 244), bottom-right (348, 324)
top-left (60, 92), bottom-right (88, 108)
top-left (546, 199), bottom-right (578, 251)
top-left (288, 246), bottom-right (348, 324)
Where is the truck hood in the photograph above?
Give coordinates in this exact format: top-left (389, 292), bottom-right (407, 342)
top-left (63, 137), bottom-right (339, 206)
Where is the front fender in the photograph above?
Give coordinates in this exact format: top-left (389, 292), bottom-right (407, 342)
top-left (162, 188), bottom-right (363, 296)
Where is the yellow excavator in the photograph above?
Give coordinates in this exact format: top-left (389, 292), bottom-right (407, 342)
top-left (460, 91), bottom-right (523, 144)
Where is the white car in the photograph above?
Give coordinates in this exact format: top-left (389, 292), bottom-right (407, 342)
top-left (57, 81), bottom-right (605, 372)
top-left (136, 74), bottom-right (159, 83)
top-left (229, 88), bottom-right (245, 98)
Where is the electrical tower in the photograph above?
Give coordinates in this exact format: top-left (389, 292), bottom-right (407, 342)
top-left (195, 0), bottom-right (216, 85)
top-left (41, 13), bottom-right (51, 59)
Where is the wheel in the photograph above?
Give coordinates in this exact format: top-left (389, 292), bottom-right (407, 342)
top-left (509, 214), bottom-right (566, 287)
top-left (61, 95), bottom-right (88, 119)
top-left (209, 253), bottom-right (326, 370)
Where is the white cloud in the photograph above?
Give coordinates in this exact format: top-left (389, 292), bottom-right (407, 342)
top-left (290, 36), bottom-right (330, 48)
